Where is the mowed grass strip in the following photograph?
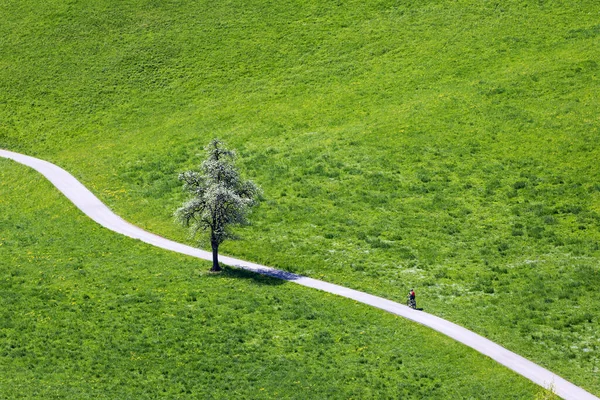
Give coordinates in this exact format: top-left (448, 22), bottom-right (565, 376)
top-left (0, 160), bottom-right (541, 398)
top-left (1, 0), bottom-right (599, 395)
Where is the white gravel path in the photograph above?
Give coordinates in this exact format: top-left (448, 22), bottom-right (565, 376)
top-left (1, 148), bottom-right (597, 400)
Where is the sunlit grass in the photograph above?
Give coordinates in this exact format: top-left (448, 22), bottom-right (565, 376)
top-left (1, 0), bottom-right (599, 394)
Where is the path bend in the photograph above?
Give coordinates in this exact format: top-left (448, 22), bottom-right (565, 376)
top-left (1, 148), bottom-right (597, 400)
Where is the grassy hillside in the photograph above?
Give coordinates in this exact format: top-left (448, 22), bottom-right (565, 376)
top-left (1, 0), bottom-right (599, 395)
top-left (0, 160), bottom-right (542, 398)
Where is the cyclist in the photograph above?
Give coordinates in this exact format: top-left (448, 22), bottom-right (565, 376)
top-left (408, 289), bottom-right (416, 309)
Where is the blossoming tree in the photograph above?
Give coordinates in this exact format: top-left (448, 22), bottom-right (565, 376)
top-left (175, 139), bottom-right (261, 271)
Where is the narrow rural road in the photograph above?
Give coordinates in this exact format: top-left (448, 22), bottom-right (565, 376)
top-left (1, 148), bottom-right (597, 400)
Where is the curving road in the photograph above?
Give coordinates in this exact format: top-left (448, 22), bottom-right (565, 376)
top-left (1, 148), bottom-right (597, 400)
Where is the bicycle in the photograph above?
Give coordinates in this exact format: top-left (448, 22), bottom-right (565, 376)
top-left (406, 295), bottom-right (416, 309)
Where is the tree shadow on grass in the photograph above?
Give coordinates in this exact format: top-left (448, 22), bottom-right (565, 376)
top-left (208, 265), bottom-right (295, 286)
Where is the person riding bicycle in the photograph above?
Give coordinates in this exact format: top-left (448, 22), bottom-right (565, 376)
top-left (408, 289), bottom-right (416, 309)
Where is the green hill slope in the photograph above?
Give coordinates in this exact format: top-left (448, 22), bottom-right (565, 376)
top-left (1, 0), bottom-right (599, 394)
top-left (0, 159), bottom-right (542, 398)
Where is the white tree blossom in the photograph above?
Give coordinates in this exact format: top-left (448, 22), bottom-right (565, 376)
top-left (175, 139), bottom-right (261, 271)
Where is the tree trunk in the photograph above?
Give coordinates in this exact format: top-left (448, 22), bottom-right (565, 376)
top-left (211, 240), bottom-right (221, 272)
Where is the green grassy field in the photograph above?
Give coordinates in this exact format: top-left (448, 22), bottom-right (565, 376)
top-left (0, 160), bottom-right (543, 398)
top-left (1, 0), bottom-right (599, 396)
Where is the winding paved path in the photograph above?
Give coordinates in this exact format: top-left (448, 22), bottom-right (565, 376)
top-left (1, 148), bottom-right (597, 400)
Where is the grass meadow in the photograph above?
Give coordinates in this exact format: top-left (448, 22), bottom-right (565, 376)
top-left (1, 0), bottom-right (599, 396)
top-left (0, 160), bottom-right (542, 398)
